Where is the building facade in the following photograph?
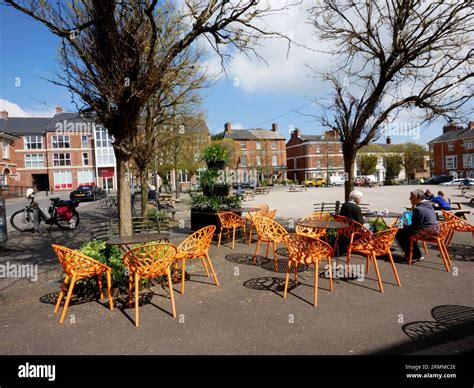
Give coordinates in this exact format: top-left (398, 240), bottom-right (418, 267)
top-left (0, 127), bottom-right (19, 188)
top-left (223, 122), bottom-right (287, 184)
top-left (0, 108), bottom-right (117, 192)
top-left (428, 121), bottom-right (474, 178)
top-left (286, 128), bottom-right (344, 183)
top-left (356, 142), bottom-right (407, 182)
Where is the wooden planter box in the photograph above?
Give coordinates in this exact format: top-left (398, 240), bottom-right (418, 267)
top-left (206, 160), bottom-right (226, 170)
top-left (190, 208), bottom-right (242, 233)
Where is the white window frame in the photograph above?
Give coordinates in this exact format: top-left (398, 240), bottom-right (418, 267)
top-left (240, 141), bottom-right (247, 150)
top-left (463, 154), bottom-right (474, 169)
top-left (256, 141), bottom-right (262, 150)
top-left (2, 140), bottom-right (9, 159)
top-left (240, 156), bottom-right (247, 167)
top-left (24, 136), bottom-right (43, 150)
top-left (256, 155), bottom-right (261, 166)
top-left (52, 135), bottom-right (70, 149)
top-left (464, 140), bottom-right (473, 150)
top-left (446, 155), bottom-right (457, 170)
top-left (82, 152), bottom-right (89, 166)
top-left (179, 170), bottom-right (190, 183)
top-left (447, 142), bottom-right (455, 151)
top-left (53, 170), bottom-right (73, 189)
top-left (77, 170), bottom-right (96, 186)
top-left (81, 135), bottom-right (89, 148)
top-left (316, 160), bottom-right (321, 168)
top-left (271, 141), bottom-right (277, 150)
top-left (53, 153), bottom-right (72, 166)
top-left (272, 155), bottom-right (278, 167)
top-left (25, 154), bottom-right (44, 168)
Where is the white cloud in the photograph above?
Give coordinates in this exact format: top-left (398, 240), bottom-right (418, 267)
top-left (0, 99), bottom-right (56, 117)
top-left (200, 2), bottom-right (335, 95)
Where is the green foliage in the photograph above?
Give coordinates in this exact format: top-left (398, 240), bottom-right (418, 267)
top-left (369, 218), bottom-right (389, 233)
top-left (201, 141), bottom-right (230, 163)
top-left (358, 153), bottom-right (378, 176)
top-left (77, 240), bottom-right (127, 293)
top-left (385, 154), bottom-right (403, 180)
top-left (191, 194), bottom-right (242, 211)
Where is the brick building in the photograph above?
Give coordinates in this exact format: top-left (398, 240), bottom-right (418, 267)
top-left (427, 121), bottom-right (474, 178)
top-left (0, 107), bottom-right (116, 192)
top-left (0, 125), bottom-right (19, 188)
top-left (286, 128), bottom-right (344, 183)
top-left (223, 122), bottom-right (287, 184)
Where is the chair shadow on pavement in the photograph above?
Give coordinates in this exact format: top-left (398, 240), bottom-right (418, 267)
top-left (371, 305), bottom-right (474, 354)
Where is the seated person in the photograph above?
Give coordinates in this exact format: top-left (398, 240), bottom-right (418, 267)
top-left (432, 190), bottom-right (451, 210)
top-left (396, 189), bottom-right (438, 262)
top-left (147, 184), bottom-right (157, 204)
top-left (338, 190), bottom-right (366, 254)
top-left (423, 189), bottom-right (435, 201)
top-left (340, 190), bottom-right (365, 225)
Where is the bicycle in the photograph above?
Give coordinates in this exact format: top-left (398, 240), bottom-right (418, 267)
top-left (10, 193), bottom-right (80, 233)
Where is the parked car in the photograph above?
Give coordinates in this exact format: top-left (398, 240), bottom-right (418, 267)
top-left (303, 177), bottom-right (327, 187)
top-left (440, 178), bottom-right (474, 186)
top-left (70, 185), bottom-right (106, 202)
top-left (329, 175), bottom-right (346, 186)
top-left (424, 175), bottom-right (454, 184)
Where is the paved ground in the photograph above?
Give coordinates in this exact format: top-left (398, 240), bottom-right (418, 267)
top-left (0, 185), bottom-right (472, 355)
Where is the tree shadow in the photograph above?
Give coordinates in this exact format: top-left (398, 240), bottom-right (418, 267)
top-left (446, 243), bottom-right (474, 262)
top-left (225, 253), bottom-right (271, 267)
top-left (371, 304), bottom-right (474, 354)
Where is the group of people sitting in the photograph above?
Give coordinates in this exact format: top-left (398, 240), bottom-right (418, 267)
top-left (338, 189), bottom-right (440, 262)
top-left (423, 189), bottom-right (451, 210)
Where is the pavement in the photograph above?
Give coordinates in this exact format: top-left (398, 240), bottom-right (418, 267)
top-left (0, 185), bottom-right (472, 356)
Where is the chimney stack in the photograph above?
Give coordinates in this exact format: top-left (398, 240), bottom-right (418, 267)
top-left (468, 121), bottom-right (474, 129)
top-left (292, 128), bottom-right (301, 138)
top-left (55, 105), bottom-right (63, 114)
top-left (386, 136), bottom-right (391, 145)
top-left (443, 121), bottom-right (462, 134)
top-left (0, 110), bottom-right (8, 120)
top-left (224, 122), bottom-right (232, 134)
top-left (271, 123), bottom-right (278, 132)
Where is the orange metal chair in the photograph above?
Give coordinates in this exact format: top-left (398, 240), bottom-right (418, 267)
top-left (349, 228), bottom-right (401, 293)
top-left (283, 234), bottom-right (334, 306)
top-left (122, 243), bottom-right (177, 327)
top-left (245, 204), bottom-right (269, 244)
top-left (252, 216), bottom-right (288, 271)
top-left (51, 244), bottom-right (113, 324)
top-left (442, 210), bottom-right (474, 247)
top-left (217, 211), bottom-right (247, 249)
top-left (266, 209), bottom-right (278, 219)
top-left (333, 214), bottom-right (371, 261)
top-left (409, 222), bottom-right (453, 272)
top-left (174, 225), bottom-right (218, 294)
top-left (296, 212), bottom-right (331, 240)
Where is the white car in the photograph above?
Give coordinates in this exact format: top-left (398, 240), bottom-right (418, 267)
top-left (329, 175), bottom-right (346, 186)
top-left (440, 178), bottom-right (474, 186)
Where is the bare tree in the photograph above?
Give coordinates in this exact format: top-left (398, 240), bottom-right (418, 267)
top-left (5, 0), bottom-right (293, 235)
top-left (132, 43), bottom-right (207, 217)
top-left (309, 0), bottom-right (473, 200)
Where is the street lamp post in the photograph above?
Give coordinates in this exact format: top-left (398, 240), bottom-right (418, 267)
top-left (321, 135), bottom-right (330, 185)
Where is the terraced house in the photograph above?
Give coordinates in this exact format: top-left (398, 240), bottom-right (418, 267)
top-left (428, 121), bottom-right (474, 178)
top-left (223, 122), bottom-right (287, 184)
top-left (0, 107), bottom-right (116, 192)
top-left (286, 128), bottom-right (344, 184)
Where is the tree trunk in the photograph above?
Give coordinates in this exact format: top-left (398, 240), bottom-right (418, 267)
top-left (343, 152), bottom-right (356, 202)
top-left (140, 169), bottom-right (148, 217)
top-left (115, 149), bottom-right (133, 236)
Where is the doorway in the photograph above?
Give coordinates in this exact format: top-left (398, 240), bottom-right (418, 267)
top-left (32, 174), bottom-right (49, 191)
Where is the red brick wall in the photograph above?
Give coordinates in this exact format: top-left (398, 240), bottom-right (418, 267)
top-left (431, 138), bottom-right (474, 176)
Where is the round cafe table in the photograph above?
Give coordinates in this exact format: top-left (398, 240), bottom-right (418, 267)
top-left (296, 219), bottom-right (348, 230)
top-left (229, 207), bottom-right (262, 213)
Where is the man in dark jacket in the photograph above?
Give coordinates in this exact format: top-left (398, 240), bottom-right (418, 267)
top-left (339, 190), bottom-right (365, 224)
top-left (396, 189), bottom-right (438, 261)
top-left (338, 190), bottom-right (365, 255)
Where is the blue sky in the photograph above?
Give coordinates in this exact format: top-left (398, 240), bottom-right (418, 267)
top-left (0, 3), bottom-right (467, 146)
